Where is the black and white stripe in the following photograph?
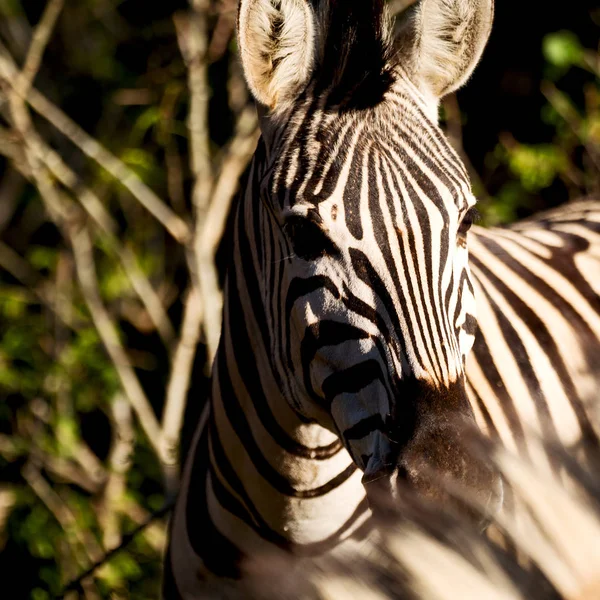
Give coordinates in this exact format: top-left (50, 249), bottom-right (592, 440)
top-left (163, 1), bottom-right (599, 596)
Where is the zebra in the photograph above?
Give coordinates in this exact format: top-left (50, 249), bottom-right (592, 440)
top-left (164, 0), bottom-right (600, 596)
top-left (180, 430), bottom-right (600, 600)
top-left (467, 200), bottom-right (600, 470)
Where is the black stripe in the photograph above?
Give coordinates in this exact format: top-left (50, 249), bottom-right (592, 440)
top-left (343, 414), bottom-right (387, 441)
top-left (184, 418), bottom-right (243, 577)
top-left (217, 334), bottom-right (357, 498)
top-left (343, 140), bottom-right (366, 240)
top-left (322, 359), bottom-right (386, 404)
top-left (285, 275), bottom-right (341, 370)
top-left (300, 320), bottom-right (370, 402)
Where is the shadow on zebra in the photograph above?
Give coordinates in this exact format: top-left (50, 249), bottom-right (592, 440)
top-left (163, 0), bottom-right (600, 597)
top-left (192, 432), bottom-right (600, 600)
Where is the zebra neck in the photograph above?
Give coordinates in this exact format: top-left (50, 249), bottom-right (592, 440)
top-left (198, 193), bottom-right (371, 551)
top-left (206, 273), bottom-right (370, 548)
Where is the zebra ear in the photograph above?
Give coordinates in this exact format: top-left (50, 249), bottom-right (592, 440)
top-left (398, 0), bottom-right (494, 99)
top-left (237, 0), bottom-right (316, 111)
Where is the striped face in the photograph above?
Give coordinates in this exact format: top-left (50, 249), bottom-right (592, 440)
top-left (234, 0), bottom-right (499, 520)
top-left (255, 75), bottom-right (480, 481)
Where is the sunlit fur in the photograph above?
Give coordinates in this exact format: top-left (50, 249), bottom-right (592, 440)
top-left (176, 433), bottom-right (600, 600)
top-left (238, 0), bottom-right (316, 109)
top-left (404, 0), bottom-right (494, 97)
top-left (163, 1), bottom-right (600, 597)
top-left (468, 201), bottom-right (600, 470)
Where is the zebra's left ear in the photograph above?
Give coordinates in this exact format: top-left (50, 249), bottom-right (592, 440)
top-left (398, 0), bottom-right (494, 99)
top-left (237, 0), bottom-right (316, 112)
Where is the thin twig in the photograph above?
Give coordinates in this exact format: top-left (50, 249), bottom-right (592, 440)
top-left (40, 453), bottom-right (104, 494)
top-left (0, 53), bottom-right (192, 244)
top-left (15, 0), bottom-right (65, 96)
top-left (120, 496), bottom-right (167, 551)
top-left (21, 124), bottom-right (117, 235)
top-left (161, 286), bottom-right (203, 487)
top-left (59, 499), bottom-right (174, 597)
top-left (100, 395), bottom-right (134, 550)
top-left (119, 245), bottom-right (176, 347)
top-left (70, 225), bottom-right (163, 457)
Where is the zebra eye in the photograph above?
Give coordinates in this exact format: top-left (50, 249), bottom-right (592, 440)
top-left (458, 207), bottom-right (479, 238)
top-left (283, 215), bottom-right (338, 260)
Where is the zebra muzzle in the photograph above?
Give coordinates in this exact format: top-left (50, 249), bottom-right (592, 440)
top-left (362, 417), bottom-right (504, 530)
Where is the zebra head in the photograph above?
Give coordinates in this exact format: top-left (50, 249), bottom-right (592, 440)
top-left (237, 0), bottom-right (501, 521)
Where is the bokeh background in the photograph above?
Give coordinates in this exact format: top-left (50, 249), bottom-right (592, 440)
top-left (0, 1), bottom-right (598, 598)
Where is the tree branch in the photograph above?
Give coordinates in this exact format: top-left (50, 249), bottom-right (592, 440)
top-left (15, 0), bottom-right (65, 96)
top-left (0, 52), bottom-right (191, 244)
top-left (99, 395), bottom-right (134, 550)
top-left (70, 225), bottom-right (163, 457)
top-left (161, 286), bottom-right (203, 488)
top-left (0, 121), bottom-right (177, 347)
top-left (175, 6), bottom-right (222, 365)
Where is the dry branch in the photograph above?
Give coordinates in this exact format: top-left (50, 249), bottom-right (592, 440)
top-left (175, 5), bottom-right (222, 360)
top-left (71, 226), bottom-right (163, 457)
top-left (208, 0), bottom-right (237, 62)
top-left (15, 0), bottom-right (65, 95)
top-left (161, 286), bottom-right (203, 483)
top-left (100, 395), bottom-right (134, 550)
top-left (0, 52), bottom-right (191, 243)
top-left (0, 123), bottom-right (176, 347)
top-left (200, 107), bottom-right (258, 257)
top-left (40, 453), bottom-right (104, 494)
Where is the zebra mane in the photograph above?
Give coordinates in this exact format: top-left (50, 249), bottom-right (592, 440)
top-left (314, 0), bottom-right (396, 109)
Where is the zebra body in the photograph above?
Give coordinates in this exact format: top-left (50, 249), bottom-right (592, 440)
top-left (468, 201), bottom-right (600, 461)
top-left (164, 0), bottom-right (600, 595)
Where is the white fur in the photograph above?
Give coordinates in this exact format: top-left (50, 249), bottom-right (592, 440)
top-left (410, 0), bottom-right (494, 98)
top-left (238, 0), bottom-right (316, 111)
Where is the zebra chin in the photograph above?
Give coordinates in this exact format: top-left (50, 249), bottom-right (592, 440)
top-left (357, 383), bottom-right (504, 532)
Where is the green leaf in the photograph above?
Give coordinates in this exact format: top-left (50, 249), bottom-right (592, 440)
top-left (27, 246), bottom-right (58, 272)
top-left (543, 31), bottom-right (584, 70)
top-left (505, 144), bottom-right (568, 192)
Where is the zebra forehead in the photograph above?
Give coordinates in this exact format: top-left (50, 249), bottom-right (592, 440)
top-left (264, 81), bottom-right (473, 215)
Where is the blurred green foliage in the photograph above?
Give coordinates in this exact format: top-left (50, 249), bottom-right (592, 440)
top-left (478, 29), bottom-right (599, 225)
top-left (543, 31), bottom-right (584, 72)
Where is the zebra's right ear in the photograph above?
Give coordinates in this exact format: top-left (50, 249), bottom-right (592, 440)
top-left (237, 0), bottom-right (316, 112)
